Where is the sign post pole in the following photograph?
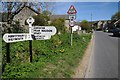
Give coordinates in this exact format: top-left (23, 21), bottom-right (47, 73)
top-left (6, 3), bottom-right (12, 63)
top-left (67, 5), bottom-right (77, 46)
top-left (28, 23), bottom-right (32, 63)
top-left (69, 20), bottom-right (75, 46)
top-left (6, 27), bottom-right (11, 63)
top-left (27, 16), bottom-right (35, 63)
top-left (29, 40), bottom-right (32, 62)
top-left (6, 43), bottom-right (10, 62)
top-left (29, 22), bottom-right (33, 62)
top-left (70, 27), bottom-right (72, 46)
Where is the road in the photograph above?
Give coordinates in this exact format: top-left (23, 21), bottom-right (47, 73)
top-left (85, 31), bottom-right (119, 78)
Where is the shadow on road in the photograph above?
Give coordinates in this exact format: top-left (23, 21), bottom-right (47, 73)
top-left (109, 35), bottom-right (120, 38)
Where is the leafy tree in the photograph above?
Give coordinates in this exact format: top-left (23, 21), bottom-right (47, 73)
top-left (2, 2), bottom-right (54, 27)
top-left (11, 21), bottom-right (25, 33)
top-left (111, 11), bottom-right (120, 21)
top-left (50, 18), bottom-right (65, 34)
top-left (42, 10), bottom-right (51, 16)
top-left (80, 20), bottom-right (92, 33)
top-left (80, 20), bottom-right (89, 30)
top-left (31, 14), bottom-right (49, 26)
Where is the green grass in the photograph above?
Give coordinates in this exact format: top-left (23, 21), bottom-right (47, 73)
top-left (2, 33), bottom-right (91, 78)
top-left (0, 37), bottom-right (2, 67)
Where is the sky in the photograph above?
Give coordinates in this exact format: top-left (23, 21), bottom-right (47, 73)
top-left (0, 1), bottom-right (119, 22)
top-left (51, 2), bottom-right (119, 21)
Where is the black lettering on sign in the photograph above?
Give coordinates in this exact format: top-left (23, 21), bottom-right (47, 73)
top-left (41, 30), bottom-right (52, 32)
top-left (34, 32), bottom-right (41, 34)
top-left (8, 35), bottom-right (24, 38)
top-left (34, 30), bottom-right (40, 31)
top-left (34, 35), bottom-right (45, 40)
top-left (34, 27), bottom-right (45, 29)
top-left (7, 35), bottom-right (25, 41)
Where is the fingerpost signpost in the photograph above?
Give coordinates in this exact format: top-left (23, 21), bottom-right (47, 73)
top-left (27, 16), bottom-right (34, 62)
top-left (3, 16), bottom-right (57, 62)
top-left (67, 5), bottom-right (77, 46)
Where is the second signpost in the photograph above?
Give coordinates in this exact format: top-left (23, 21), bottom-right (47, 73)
top-left (67, 5), bottom-right (77, 46)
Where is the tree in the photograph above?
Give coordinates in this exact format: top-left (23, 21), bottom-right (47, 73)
top-left (50, 18), bottom-right (65, 34)
top-left (80, 20), bottom-right (89, 30)
top-left (42, 10), bottom-right (51, 17)
top-left (3, 2), bottom-right (23, 64)
top-left (111, 11), bottom-right (120, 21)
top-left (32, 14), bottom-right (49, 26)
top-left (41, 2), bottom-right (54, 14)
top-left (2, 2), bottom-right (24, 24)
top-left (80, 20), bottom-right (92, 33)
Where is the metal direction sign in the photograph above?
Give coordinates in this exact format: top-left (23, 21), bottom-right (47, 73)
top-left (67, 5), bottom-right (77, 14)
top-left (32, 26), bottom-right (57, 35)
top-left (3, 33), bottom-right (52, 43)
top-left (3, 33), bottom-right (32, 43)
top-left (69, 20), bottom-right (75, 27)
top-left (2, 17), bottom-right (57, 43)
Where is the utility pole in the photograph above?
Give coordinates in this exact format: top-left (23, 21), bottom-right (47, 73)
top-left (91, 13), bottom-right (92, 27)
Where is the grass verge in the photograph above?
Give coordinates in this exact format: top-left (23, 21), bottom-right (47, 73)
top-left (2, 33), bottom-right (91, 78)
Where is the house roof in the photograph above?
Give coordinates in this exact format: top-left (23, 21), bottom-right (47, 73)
top-left (50, 15), bottom-right (69, 20)
top-left (0, 4), bottom-right (40, 22)
top-left (13, 5), bottom-right (40, 15)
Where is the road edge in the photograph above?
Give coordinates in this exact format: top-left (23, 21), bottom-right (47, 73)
top-left (72, 32), bottom-right (95, 78)
top-left (84, 31), bottom-right (95, 78)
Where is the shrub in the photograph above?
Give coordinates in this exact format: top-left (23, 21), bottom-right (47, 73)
top-left (50, 18), bottom-right (66, 34)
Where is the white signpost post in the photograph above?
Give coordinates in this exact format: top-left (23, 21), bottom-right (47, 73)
top-left (27, 16), bottom-right (34, 62)
top-left (3, 16), bottom-right (57, 62)
top-left (27, 16), bottom-right (35, 35)
top-left (67, 5), bottom-right (77, 46)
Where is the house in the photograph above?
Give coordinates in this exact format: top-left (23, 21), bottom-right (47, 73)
top-left (1, 4), bottom-right (40, 32)
top-left (13, 5), bottom-right (40, 27)
top-left (91, 20), bottom-right (111, 30)
top-left (49, 14), bottom-right (69, 28)
top-left (114, 19), bottom-right (120, 27)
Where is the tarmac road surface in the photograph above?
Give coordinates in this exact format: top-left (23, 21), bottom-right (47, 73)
top-left (85, 31), bottom-right (119, 78)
